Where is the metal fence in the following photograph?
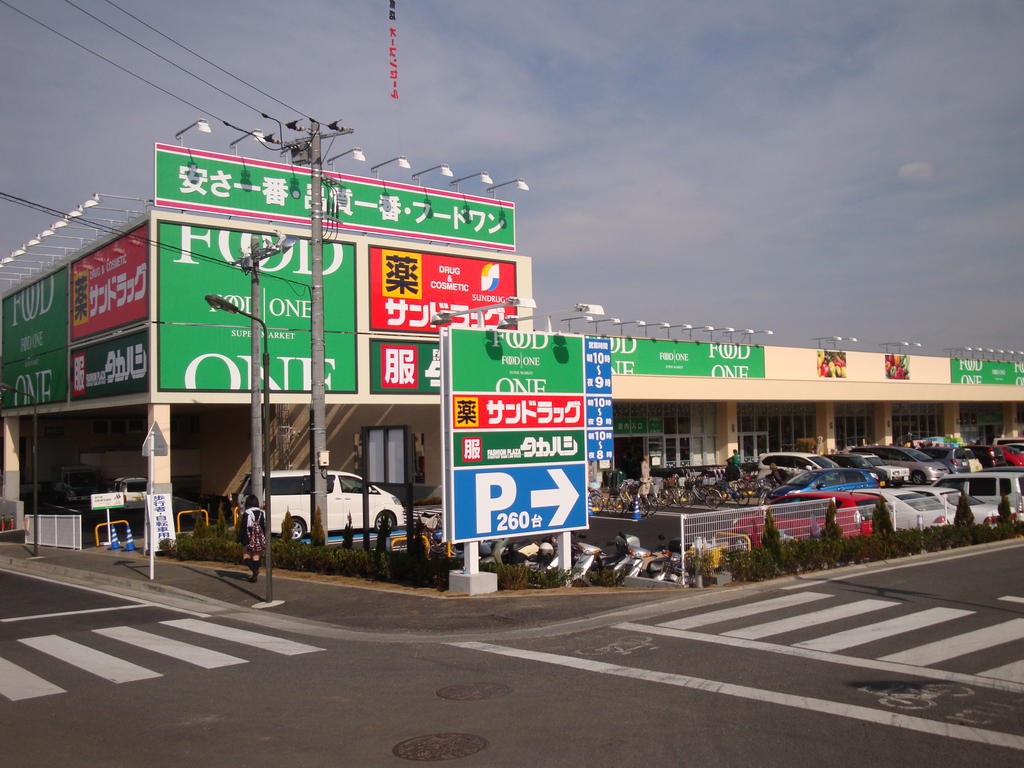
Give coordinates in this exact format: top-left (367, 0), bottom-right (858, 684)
top-left (24, 515), bottom-right (83, 550)
top-left (678, 498), bottom-right (840, 554)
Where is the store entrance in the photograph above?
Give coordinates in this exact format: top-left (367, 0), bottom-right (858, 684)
top-left (738, 432), bottom-right (768, 463)
top-left (614, 436), bottom-right (645, 480)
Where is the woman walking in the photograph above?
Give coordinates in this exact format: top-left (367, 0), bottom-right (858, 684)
top-left (239, 494), bottom-right (267, 583)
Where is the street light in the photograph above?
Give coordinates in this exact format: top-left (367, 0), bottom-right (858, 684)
top-left (498, 303), bottom-right (603, 333)
top-left (739, 329), bottom-right (774, 344)
top-left (175, 118), bottom-right (212, 144)
top-left (880, 341), bottom-right (922, 354)
top-left (590, 317), bottom-right (621, 335)
top-left (370, 156), bottom-right (411, 178)
top-left (204, 294), bottom-right (275, 605)
top-left (813, 335), bottom-right (857, 348)
top-left (449, 171), bottom-right (494, 191)
top-left (560, 315), bottom-right (593, 333)
top-left (0, 383), bottom-right (38, 557)
top-left (325, 148), bottom-right (366, 170)
top-left (486, 179), bottom-right (529, 196)
top-left (615, 320), bottom-right (647, 336)
top-left (411, 164), bottom-right (454, 184)
top-left (430, 296), bottom-right (536, 328)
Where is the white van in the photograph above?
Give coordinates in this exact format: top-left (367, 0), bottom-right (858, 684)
top-left (239, 470), bottom-right (405, 540)
top-left (932, 470), bottom-right (1024, 516)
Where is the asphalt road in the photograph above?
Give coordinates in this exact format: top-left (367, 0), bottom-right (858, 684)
top-left (2, 543), bottom-right (1022, 766)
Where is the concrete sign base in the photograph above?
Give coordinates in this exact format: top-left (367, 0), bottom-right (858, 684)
top-left (449, 570), bottom-right (498, 595)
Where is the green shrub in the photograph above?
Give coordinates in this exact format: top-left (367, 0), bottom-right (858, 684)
top-left (823, 500), bottom-right (842, 541)
top-left (762, 510), bottom-right (782, 561)
top-left (311, 507), bottom-right (326, 547)
top-left (341, 515), bottom-right (354, 549)
top-left (586, 568), bottom-right (624, 587)
top-left (214, 501), bottom-right (228, 538)
top-left (953, 493), bottom-right (974, 528)
top-left (873, 499), bottom-right (894, 536)
top-left (281, 510), bottom-right (294, 539)
top-left (998, 495), bottom-right (1013, 525)
top-left (375, 514), bottom-right (392, 553)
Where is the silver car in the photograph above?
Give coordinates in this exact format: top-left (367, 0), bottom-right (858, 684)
top-left (850, 446), bottom-right (948, 484)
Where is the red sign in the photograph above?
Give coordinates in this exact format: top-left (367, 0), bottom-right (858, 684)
top-left (451, 394), bottom-right (585, 430)
top-left (70, 226), bottom-right (148, 340)
top-left (369, 246), bottom-right (518, 333)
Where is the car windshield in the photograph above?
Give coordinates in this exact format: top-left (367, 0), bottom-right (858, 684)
top-left (837, 454), bottom-right (870, 468)
top-left (1003, 445), bottom-right (1024, 455)
top-left (68, 472), bottom-right (95, 485)
top-left (901, 448), bottom-right (933, 461)
top-left (895, 493), bottom-right (945, 512)
top-left (809, 456), bottom-right (839, 468)
top-left (787, 471), bottom-right (823, 487)
top-left (862, 456), bottom-right (884, 467)
top-left (919, 448), bottom-right (947, 459)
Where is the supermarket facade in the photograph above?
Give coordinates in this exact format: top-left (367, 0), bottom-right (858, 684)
top-left (1, 144), bottom-right (1022, 521)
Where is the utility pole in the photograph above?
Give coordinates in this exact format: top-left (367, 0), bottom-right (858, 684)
top-left (308, 120), bottom-right (327, 526)
top-left (248, 250), bottom-right (264, 503)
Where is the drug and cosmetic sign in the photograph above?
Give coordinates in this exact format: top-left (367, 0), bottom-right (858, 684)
top-left (441, 328), bottom-right (607, 544)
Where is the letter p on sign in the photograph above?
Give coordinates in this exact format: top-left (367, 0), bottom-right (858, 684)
top-left (476, 472), bottom-right (515, 535)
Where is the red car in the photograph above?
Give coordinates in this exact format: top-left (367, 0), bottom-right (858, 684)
top-left (729, 491), bottom-right (875, 547)
top-left (996, 445), bottom-right (1024, 467)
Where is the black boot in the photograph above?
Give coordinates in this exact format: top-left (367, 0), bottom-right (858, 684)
top-left (248, 560), bottom-right (259, 583)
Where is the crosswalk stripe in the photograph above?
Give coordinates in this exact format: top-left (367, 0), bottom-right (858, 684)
top-left (979, 659), bottom-right (1024, 685)
top-left (658, 592), bottom-right (832, 631)
top-left (723, 599), bottom-right (898, 640)
top-left (160, 619), bottom-right (324, 655)
top-left (998, 596), bottom-right (1024, 605)
top-left (18, 635), bottom-right (161, 683)
top-left (879, 618), bottom-right (1024, 666)
top-left (93, 626), bottom-right (247, 669)
top-left (0, 655), bottom-right (65, 701)
top-left (793, 608), bottom-right (974, 652)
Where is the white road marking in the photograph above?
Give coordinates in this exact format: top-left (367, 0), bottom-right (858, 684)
top-left (879, 619), bottom-right (1024, 666)
top-left (794, 608), bottom-right (974, 652)
top-left (979, 659), bottom-right (1024, 685)
top-left (658, 591), bottom-right (832, 631)
top-left (723, 599), bottom-right (899, 640)
top-left (0, 656), bottom-right (65, 701)
top-left (2, 605), bottom-right (146, 623)
top-left (615, 622), bottom-right (1024, 694)
top-left (998, 596), bottom-right (1024, 605)
top-left (452, 641), bottom-right (1024, 751)
top-left (18, 635), bottom-right (161, 683)
top-left (161, 619), bottom-right (324, 655)
top-left (93, 626), bottom-right (247, 669)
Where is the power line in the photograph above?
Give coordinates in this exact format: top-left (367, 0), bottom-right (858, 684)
top-left (59, 0), bottom-right (275, 120)
top-left (0, 0), bottom-right (229, 126)
top-left (99, 0), bottom-right (309, 119)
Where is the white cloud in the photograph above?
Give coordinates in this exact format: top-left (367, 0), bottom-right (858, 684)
top-left (898, 161), bottom-right (935, 182)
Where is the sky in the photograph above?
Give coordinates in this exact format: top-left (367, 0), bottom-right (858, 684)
top-left (1, 0), bottom-right (1021, 356)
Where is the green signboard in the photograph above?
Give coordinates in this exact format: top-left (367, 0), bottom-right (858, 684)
top-left (609, 338), bottom-right (766, 379)
top-left (1, 269), bottom-right (69, 406)
top-left (70, 329), bottom-right (148, 400)
top-left (156, 221), bottom-right (356, 392)
top-left (369, 339), bottom-right (440, 394)
top-left (450, 331), bottom-right (584, 393)
top-left (614, 417), bottom-right (649, 435)
top-left (453, 430), bottom-right (586, 467)
top-left (1, 348), bottom-right (67, 406)
top-left (950, 359), bottom-right (1024, 386)
top-left (154, 144), bottom-right (516, 251)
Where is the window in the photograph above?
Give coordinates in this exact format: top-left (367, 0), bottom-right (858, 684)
top-left (338, 475), bottom-right (365, 494)
top-left (270, 475), bottom-right (309, 495)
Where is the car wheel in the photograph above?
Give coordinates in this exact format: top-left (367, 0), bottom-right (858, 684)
top-left (286, 517), bottom-right (308, 540)
top-left (374, 511), bottom-right (398, 532)
top-left (910, 471), bottom-right (926, 484)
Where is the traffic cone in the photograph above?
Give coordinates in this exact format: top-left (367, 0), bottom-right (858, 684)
top-left (108, 527), bottom-right (121, 550)
top-left (123, 525), bottom-right (136, 552)
top-left (631, 495), bottom-right (642, 521)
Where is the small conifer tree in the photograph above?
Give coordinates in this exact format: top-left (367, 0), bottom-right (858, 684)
top-left (953, 493), bottom-right (974, 528)
top-left (997, 494), bottom-right (1012, 525)
top-left (823, 499), bottom-right (842, 540)
top-left (342, 514), bottom-right (355, 549)
top-left (281, 510), bottom-right (294, 539)
top-left (762, 509), bottom-right (782, 561)
top-left (873, 499), bottom-right (894, 536)
top-left (311, 507), bottom-right (326, 546)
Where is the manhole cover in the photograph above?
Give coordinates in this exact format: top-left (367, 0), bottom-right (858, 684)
top-left (436, 682), bottom-right (512, 701)
top-left (392, 733), bottom-right (488, 761)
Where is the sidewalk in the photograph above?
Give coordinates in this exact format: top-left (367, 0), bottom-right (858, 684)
top-left (0, 533), bottom-right (692, 636)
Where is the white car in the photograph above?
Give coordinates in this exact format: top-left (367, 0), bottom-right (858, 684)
top-left (111, 476), bottom-right (148, 509)
top-left (904, 485), bottom-right (1000, 525)
top-left (756, 452), bottom-right (838, 480)
top-left (854, 487), bottom-right (954, 529)
top-left (239, 469), bottom-right (405, 540)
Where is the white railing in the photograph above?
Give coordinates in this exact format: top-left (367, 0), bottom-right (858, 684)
top-left (24, 515), bottom-right (82, 550)
top-left (679, 498), bottom-right (864, 553)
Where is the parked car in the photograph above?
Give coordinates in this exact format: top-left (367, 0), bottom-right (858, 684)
top-left (848, 446), bottom-right (949, 484)
top-left (111, 476), bottom-right (147, 509)
top-left (993, 437), bottom-right (1024, 446)
top-left (996, 444), bottom-right (1024, 467)
top-left (915, 445), bottom-right (974, 474)
top-left (766, 467), bottom-right (879, 500)
top-left (853, 487), bottom-right (953, 529)
top-left (932, 470), bottom-right (1024, 516)
top-left (966, 445), bottom-right (1008, 469)
top-left (826, 452), bottom-right (907, 486)
top-left (902, 485), bottom-right (1001, 525)
top-left (755, 452), bottom-right (838, 480)
top-left (237, 469), bottom-right (405, 540)
top-left (730, 491), bottom-right (875, 545)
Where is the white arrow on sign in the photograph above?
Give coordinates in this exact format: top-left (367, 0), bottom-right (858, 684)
top-left (530, 468), bottom-right (579, 526)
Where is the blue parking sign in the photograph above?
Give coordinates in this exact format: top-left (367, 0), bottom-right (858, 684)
top-left (451, 463), bottom-right (588, 542)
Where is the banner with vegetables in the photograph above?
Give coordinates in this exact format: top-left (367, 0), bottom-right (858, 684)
top-left (816, 349), bottom-right (847, 378)
top-left (884, 354), bottom-right (911, 380)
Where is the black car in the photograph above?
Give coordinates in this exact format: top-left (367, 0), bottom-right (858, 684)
top-left (967, 445), bottom-right (1008, 469)
top-left (826, 453), bottom-right (890, 486)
